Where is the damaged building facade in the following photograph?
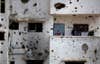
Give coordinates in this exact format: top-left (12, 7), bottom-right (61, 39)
top-left (0, 0), bottom-right (100, 64)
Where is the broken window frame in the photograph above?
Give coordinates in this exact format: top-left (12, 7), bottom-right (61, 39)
top-left (0, 0), bottom-right (5, 13)
top-left (71, 24), bottom-right (89, 36)
top-left (28, 23), bottom-right (43, 32)
top-left (9, 20), bottom-right (19, 30)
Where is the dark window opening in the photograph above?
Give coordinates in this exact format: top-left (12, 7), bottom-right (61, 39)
top-left (65, 61), bottom-right (86, 64)
top-left (26, 60), bottom-right (44, 64)
top-left (10, 61), bottom-right (15, 64)
top-left (0, 32), bottom-right (5, 40)
top-left (71, 24), bottom-right (89, 36)
top-left (9, 20), bottom-right (19, 30)
top-left (1, 0), bottom-right (5, 13)
top-left (28, 23), bottom-right (43, 32)
top-left (21, 0), bottom-right (29, 4)
top-left (53, 23), bottom-right (65, 36)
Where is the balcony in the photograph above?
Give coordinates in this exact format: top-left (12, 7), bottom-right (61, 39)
top-left (50, 0), bottom-right (100, 15)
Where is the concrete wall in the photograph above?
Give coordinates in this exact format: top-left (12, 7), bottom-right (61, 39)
top-left (10, 0), bottom-right (50, 21)
top-left (0, 0), bottom-right (10, 64)
top-left (0, 0), bottom-right (100, 64)
top-left (50, 0), bottom-right (100, 14)
top-left (8, 21), bottom-right (52, 64)
top-left (50, 36), bottom-right (100, 64)
top-left (8, 0), bottom-right (52, 64)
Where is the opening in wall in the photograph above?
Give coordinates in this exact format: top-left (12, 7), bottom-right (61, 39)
top-left (0, 0), bottom-right (5, 13)
top-left (28, 23), bottom-right (43, 32)
top-left (71, 24), bottom-right (89, 36)
top-left (0, 32), bottom-right (5, 40)
top-left (26, 60), bottom-right (44, 64)
top-left (53, 23), bottom-right (65, 36)
top-left (10, 61), bottom-right (15, 64)
top-left (9, 20), bottom-right (19, 30)
top-left (64, 61), bottom-right (86, 64)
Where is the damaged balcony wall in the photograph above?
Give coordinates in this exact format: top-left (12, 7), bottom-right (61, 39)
top-left (8, 19), bottom-right (53, 64)
top-left (50, 36), bottom-right (100, 64)
top-left (9, 0), bottom-right (50, 22)
top-left (53, 15), bottom-right (100, 36)
top-left (50, 0), bottom-right (100, 14)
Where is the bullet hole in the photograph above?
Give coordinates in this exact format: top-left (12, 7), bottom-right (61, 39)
top-left (21, 0), bottom-right (29, 4)
top-left (34, 47), bottom-right (37, 50)
top-left (0, 51), bottom-right (3, 54)
top-left (10, 61), bottom-right (15, 64)
top-left (16, 42), bottom-right (18, 45)
top-left (0, 24), bottom-right (2, 27)
top-left (64, 61), bottom-right (86, 64)
top-left (92, 59), bottom-right (96, 62)
top-left (20, 42), bottom-right (23, 45)
top-left (51, 28), bottom-right (53, 30)
top-left (75, 10), bottom-right (77, 12)
top-left (69, 1), bottom-right (72, 4)
top-left (19, 32), bottom-right (21, 35)
top-left (82, 43), bottom-right (88, 53)
top-left (54, 18), bottom-right (56, 21)
top-left (94, 49), bottom-right (97, 55)
top-left (1, 42), bottom-right (4, 45)
top-left (10, 5), bottom-right (12, 9)
top-left (47, 31), bottom-right (49, 33)
top-left (44, 50), bottom-right (49, 54)
top-left (96, 57), bottom-right (98, 60)
top-left (38, 52), bottom-right (43, 56)
top-left (1, 18), bottom-right (4, 21)
top-left (51, 50), bottom-right (54, 52)
top-left (81, 5), bottom-right (83, 8)
top-left (96, 27), bottom-right (99, 29)
top-left (77, 0), bottom-right (79, 2)
top-left (75, 7), bottom-right (78, 9)
top-left (88, 30), bottom-right (94, 36)
top-left (72, 40), bottom-right (75, 42)
top-left (33, 3), bottom-right (37, 7)
top-left (9, 20), bottom-right (19, 30)
top-left (22, 45), bottom-right (25, 49)
top-left (24, 9), bottom-right (28, 14)
top-left (26, 60), bottom-right (44, 64)
top-left (36, 40), bottom-right (39, 44)
top-left (88, 16), bottom-right (93, 18)
top-left (0, 32), bottom-right (5, 40)
top-left (14, 32), bottom-right (16, 34)
top-left (54, 2), bottom-right (65, 9)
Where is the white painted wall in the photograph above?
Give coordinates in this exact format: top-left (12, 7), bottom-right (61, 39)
top-left (0, 0), bottom-right (10, 64)
top-left (10, 0), bottom-right (50, 21)
top-left (0, 0), bottom-right (100, 64)
top-left (50, 36), bottom-right (100, 64)
top-left (50, 0), bottom-right (100, 14)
